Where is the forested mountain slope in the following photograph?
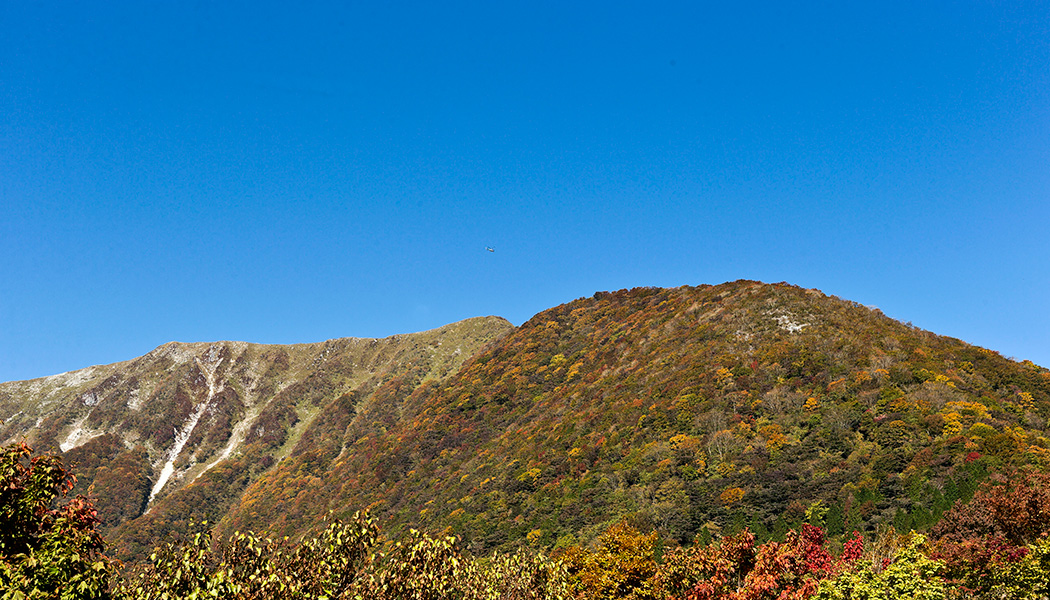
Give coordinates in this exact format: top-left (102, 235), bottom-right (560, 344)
top-left (215, 281), bottom-right (1050, 554)
top-left (4, 281), bottom-right (1048, 564)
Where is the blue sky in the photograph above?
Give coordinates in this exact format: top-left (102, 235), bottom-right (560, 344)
top-left (2, 1), bottom-right (1048, 382)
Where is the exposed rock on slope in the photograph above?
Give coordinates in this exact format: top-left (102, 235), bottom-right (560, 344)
top-left (0, 316), bottom-right (513, 558)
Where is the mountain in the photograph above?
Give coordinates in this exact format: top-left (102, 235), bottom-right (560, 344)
top-left (0, 317), bottom-right (513, 558)
top-left (3, 281), bottom-right (1049, 562)
top-left (210, 281), bottom-right (1050, 553)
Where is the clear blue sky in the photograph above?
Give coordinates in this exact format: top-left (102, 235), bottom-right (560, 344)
top-left (2, 2), bottom-right (1048, 382)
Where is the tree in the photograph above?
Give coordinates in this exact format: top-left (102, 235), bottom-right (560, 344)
top-left (118, 514), bottom-right (379, 599)
top-left (0, 442), bottom-right (112, 600)
top-left (986, 536), bottom-right (1050, 600)
top-left (116, 513), bottom-right (571, 600)
top-left (652, 525), bottom-right (863, 600)
top-left (931, 468), bottom-right (1050, 595)
top-left (814, 534), bottom-right (945, 600)
top-left (559, 521), bottom-right (660, 600)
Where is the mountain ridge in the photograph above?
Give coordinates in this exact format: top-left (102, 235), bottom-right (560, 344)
top-left (0, 315), bottom-right (515, 558)
top-left (3, 281), bottom-right (1048, 563)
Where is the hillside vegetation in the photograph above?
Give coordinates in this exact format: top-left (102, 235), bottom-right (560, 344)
top-left (3, 281), bottom-right (1049, 573)
top-left (4, 278), bottom-right (1050, 598)
top-left (215, 281), bottom-right (1050, 555)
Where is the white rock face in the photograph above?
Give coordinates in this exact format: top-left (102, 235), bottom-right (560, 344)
top-left (127, 388), bottom-right (143, 411)
top-left (148, 357), bottom-right (222, 505)
top-left (772, 312), bottom-right (809, 333)
top-left (59, 415), bottom-right (90, 452)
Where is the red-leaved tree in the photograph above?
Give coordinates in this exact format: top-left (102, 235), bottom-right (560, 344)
top-left (931, 469), bottom-right (1050, 595)
top-left (0, 442), bottom-right (113, 599)
top-left (653, 525), bottom-right (863, 600)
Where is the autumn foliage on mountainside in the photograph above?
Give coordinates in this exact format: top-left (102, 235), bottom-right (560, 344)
top-left (217, 282), bottom-right (1050, 555)
top-left (6, 281), bottom-right (1050, 596)
top-left (5, 442), bottom-right (1050, 599)
top-left (0, 318), bottom-right (514, 569)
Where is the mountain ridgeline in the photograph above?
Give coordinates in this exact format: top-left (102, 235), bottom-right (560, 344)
top-left (0, 317), bottom-right (513, 560)
top-left (3, 282), bottom-right (1049, 562)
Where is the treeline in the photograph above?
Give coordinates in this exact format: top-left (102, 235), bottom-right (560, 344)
top-left (3, 442), bottom-right (1049, 599)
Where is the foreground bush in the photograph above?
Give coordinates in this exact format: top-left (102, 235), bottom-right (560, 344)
top-left (115, 512), bottom-right (570, 600)
top-left (558, 521), bottom-right (865, 600)
top-left (117, 514), bottom-right (377, 599)
top-left (930, 469), bottom-right (1050, 599)
top-left (814, 534), bottom-right (945, 600)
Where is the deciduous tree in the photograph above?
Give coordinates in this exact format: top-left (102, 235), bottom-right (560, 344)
top-left (0, 442), bottom-right (112, 600)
